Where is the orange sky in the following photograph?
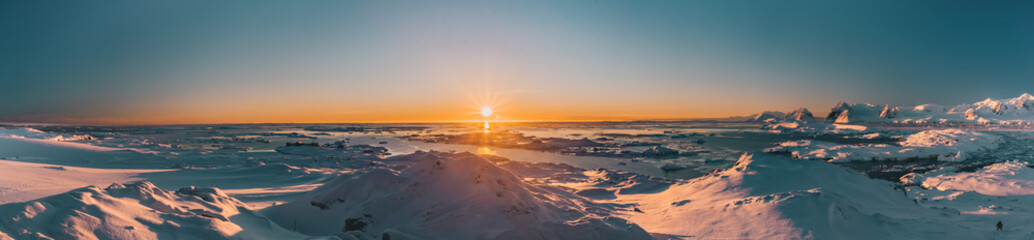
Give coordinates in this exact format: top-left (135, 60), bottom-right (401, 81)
top-left (52, 90), bottom-right (829, 125)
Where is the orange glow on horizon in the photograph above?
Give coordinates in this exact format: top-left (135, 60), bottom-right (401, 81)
top-left (22, 84), bottom-right (809, 125)
top-left (27, 109), bottom-right (775, 126)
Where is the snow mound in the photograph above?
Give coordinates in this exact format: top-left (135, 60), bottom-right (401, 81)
top-left (618, 153), bottom-right (978, 239)
top-left (263, 151), bottom-right (651, 239)
top-left (0, 182), bottom-right (300, 240)
top-left (767, 129), bottom-right (1001, 162)
top-left (903, 161), bottom-right (1034, 196)
top-left (900, 129), bottom-right (1000, 149)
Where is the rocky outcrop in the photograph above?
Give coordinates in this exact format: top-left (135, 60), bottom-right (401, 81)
top-left (879, 105), bottom-right (897, 119)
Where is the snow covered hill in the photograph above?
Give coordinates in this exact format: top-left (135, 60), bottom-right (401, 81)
top-left (615, 153), bottom-right (981, 239)
top-left (903, 161), bottom-right (1034, 196)
top-left (0, 182), bottom-right (302, 240)
top-left (263, 151), bottom-right (652, 240)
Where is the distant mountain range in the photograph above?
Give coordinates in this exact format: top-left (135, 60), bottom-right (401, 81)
top-left (752, 93), bottom-right (1034, 124)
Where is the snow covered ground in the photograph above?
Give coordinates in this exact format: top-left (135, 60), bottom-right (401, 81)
top-left (0, 159), bottom-right (171, 204)
top-left (903, 161), bottom-right (1034, 196)
top-left (3, 117), bottom-right (1034, 239)
top-left (0, 182), bottom-right (304, 240)
top-left (614, 153), bottom-right (980, 239)
top-left (264, 151), bottom-right (651, 239)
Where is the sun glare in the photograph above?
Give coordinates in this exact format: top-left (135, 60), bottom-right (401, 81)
top-left (477, 146), bottom-right (496, 155)
top-left (481, 107), bottom-right (493, 117)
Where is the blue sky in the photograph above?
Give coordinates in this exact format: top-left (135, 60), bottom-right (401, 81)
top-left (2, 1), bottom-right (1034, 124)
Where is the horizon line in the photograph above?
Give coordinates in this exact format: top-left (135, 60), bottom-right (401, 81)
top-left (0, 116), bottom-right (756, 127)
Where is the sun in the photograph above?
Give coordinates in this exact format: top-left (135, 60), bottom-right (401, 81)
top-left (481, 107), bottom-right (493, 117)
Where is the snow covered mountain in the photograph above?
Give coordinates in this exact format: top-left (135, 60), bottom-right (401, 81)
top-left (825, 93), bottom-right (1034, 124)
top-left (752, 93), bottom-right (1034, 124)
top-left (749, 111), bottom-right (787, 122)
top-left (748, 108), bottom-right (817, 123)
top-left (784, 108), bottom-right (816, 122)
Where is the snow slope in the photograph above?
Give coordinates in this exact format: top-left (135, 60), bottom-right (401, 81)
top-left (0, 159), bottom-right (172, 204)
top-left (494, 160), bottom-right (674, 200)
top-left (615, 153), bottom-right (980, 239)
top-left (263, 151), bottom-right (652, 240)
top-left (0, 182), bottom-right (303, 240)
top-left (903, 161), bottom-right (1034, 196)
top-left (0, 129), bottom-right (170, 169)
top-left (900, 160), bottom-right (1034, 239)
